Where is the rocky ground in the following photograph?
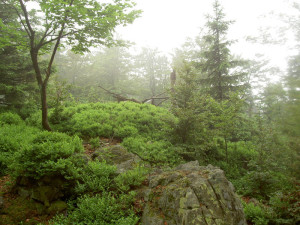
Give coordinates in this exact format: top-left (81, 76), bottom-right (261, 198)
top-left (0, 142), bottom-right (247, 225)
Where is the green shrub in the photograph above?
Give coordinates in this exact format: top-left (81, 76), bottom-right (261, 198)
top-left (89, 137), bottom-right (101, 149)
top-left (243, 201), bottom-right (269, 225)
top-left (115, 165), bottom-right (149, 191)
top-left (235, 169), bottom-right (292, 200)
top-left (0, 124), bottom-right (38, 175)
top-left (113, 124), bottom-right (138, 139)
top-left (122, 136), bottom-right (182, 166)
top-left (25, 110), bottom-right (42, 128)
top-left (9, 131), bottom-right (84, 179)
top-left (29, 102), bottom-right (176, 140)
top-left (268, 188), bottom-right (300, 224)
top-left (26, 102), bottom-right (179, 166)
top-left (0, 112), bottom-right (24, 126)
top-left (71, 109), bottom-right (113, 137)
top-left (75, 161), bottom-right (117, 194)
top-left (50, 193), bottom-right (139, 225)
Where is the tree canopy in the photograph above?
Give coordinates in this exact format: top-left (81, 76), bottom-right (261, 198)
top-left (1, 0), bottom-right (141, 130)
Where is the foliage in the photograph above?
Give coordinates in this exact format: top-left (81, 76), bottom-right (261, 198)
top-left (2, 0), bottom-right (141, 130)
top-left (133, 47), bottom-right (171, 102)
top-left (89, 137), bottom-right (101, 150)
top-left (268, 188), bottom-right (300, 224)
top-left (44, 102), bottom-right (176, 140)
top-left (0, 118), bottom-right (39, 175)
top-left (243, 201), bottom-right (269, 225)
top-left (0, 2), bottom-right (38, 115)
top-left (27, 102), bottom-right (181, 166)
top-left (74, 161), bottom-right (116, 194)
top-left (8, 131), bottom-right (84, 179)
top-left (54, 46), bottom-right (171, 104)
top-left (214, 141), bottom-right (257, 179)
top-left (0, 111), bottom-right (25, 126)
top-left (122, 136), bottom-right (181, 166)
top-left (50, 193), bottom-right (139, 225)
top-left (114, 165), bottom-right (149, 191)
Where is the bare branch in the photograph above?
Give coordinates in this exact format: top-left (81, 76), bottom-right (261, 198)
top-left (99, 85), bottom-right (142, 103)
top-left (10, 4), bottom-right (31, 38)
top-left (99, 85), bottom-right (169, 105)
top-left (18, 0), bottom-right (34, 38)
top-left (142, 96), bottom-right (169, 103)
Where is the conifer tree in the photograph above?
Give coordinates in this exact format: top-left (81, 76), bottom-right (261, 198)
top-left (200, 0), bottom-right (246, 101)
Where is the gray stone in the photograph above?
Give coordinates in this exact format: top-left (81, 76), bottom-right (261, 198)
top-left (175, 160), bottom-right (200, 170)
top-left (140, 161), bottom-right (247, 225)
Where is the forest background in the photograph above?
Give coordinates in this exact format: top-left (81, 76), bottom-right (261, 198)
top-left (0, 0), bottom-right (299, 224)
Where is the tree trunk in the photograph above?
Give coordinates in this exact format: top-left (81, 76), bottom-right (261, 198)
top-left (31, 50), bottom-right (51, 131)
top-left (224, 136), bottom-right (228, 163)
top-left (41, 82), bottom-right (51, 131)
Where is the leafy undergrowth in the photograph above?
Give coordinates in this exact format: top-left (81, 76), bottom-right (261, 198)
top-left (27, 102), bottom-right (183, 166)
top-left (0, 176), bottom-right (53, 225)
top-left (1, 104), bottom-right (298, 224)
top-left (0, 110), bottom-right (152, 224)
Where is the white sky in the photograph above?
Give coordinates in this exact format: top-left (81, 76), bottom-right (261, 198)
top-left (117, 0), bottom-right (297, 72)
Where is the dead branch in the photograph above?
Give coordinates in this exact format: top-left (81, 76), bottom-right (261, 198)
top-left (98, 85), bottom-right (169, 105)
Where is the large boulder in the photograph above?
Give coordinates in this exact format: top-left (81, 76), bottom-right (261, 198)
top-left (140, 161), bottom-right (246, 225)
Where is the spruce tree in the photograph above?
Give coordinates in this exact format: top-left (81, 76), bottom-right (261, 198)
top-left (199, 0), bottom-right (246, 101)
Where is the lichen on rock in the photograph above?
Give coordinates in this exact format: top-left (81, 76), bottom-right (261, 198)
top-left (141, 161), bottom-right (246, 225)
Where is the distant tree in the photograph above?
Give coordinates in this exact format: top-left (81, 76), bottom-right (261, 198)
top-left (90, 46), bottom-right (134, 94)
top-left (199, 0), bottom-right (247, 101)
top-left (0, 1), bottom-right (38, 116)
top-left (284, 46), bottom-right (300, 138)
top-left (134, 48), bottom-right (170, 103)
top-left (55, 50), bottom-right (90, 85)
top-left (2, 0), bottom-right (141, 130)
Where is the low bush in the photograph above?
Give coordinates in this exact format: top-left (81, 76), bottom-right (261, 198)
top-left (25, 102), bottom-right (183, 167)
top-left (122, 136), bottom-right (182, 166)
top-left (50, 193), bottom-right (139, 225)
top-left (243, 201), bottom-right (269, 225)
top-left (268, 187), bottom-right (300, 224)
top-left (89, 137), bottom-right (101, 150)
top-left (9, 131), bottom-right (84, 180)
top-left (115, 165), bottom-right (149, 192)
top-left (0, 123), bottom-right (38, 175)
top-left (75, 161), bottom-right (117, 194)
top-left (0, 112), bottom-right (24, 126)
top-left (32, 102), bottom-right (177, 141)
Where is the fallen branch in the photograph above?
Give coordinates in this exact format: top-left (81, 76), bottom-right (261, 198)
top-left (98, 85), bottom-right (169, 105)
top-left (98, 85), bottom-right (141, 103)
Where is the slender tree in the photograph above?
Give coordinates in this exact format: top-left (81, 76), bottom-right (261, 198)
top-left (200, 0), bottom-right (246, 101)
top-left (2, 0), bottom-right (141, 130)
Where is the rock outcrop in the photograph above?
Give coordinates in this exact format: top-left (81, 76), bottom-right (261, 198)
top-left (140, 161), bottom-right (246, 225)
top-left (15, 175), bottom-right (69, 214)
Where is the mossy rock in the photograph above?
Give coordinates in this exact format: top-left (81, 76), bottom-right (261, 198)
top-left (0, 196), bottom-right (48, 225)
top-left (141, 161), bottom-right (247, 225)
top-left (47, 200), bottom-right (67, 214)
top-left (31, 186), bottom-right (63, 207)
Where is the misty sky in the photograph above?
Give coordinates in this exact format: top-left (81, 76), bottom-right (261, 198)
top-left (117, 0), bottom-right (297, 73)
